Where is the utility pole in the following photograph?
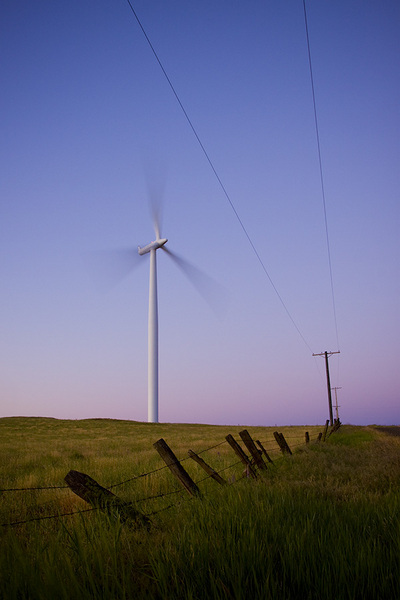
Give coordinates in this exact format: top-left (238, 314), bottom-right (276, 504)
top-left (332, 387), bottom-right (342, 421)
top-left (312, 351), bottom-right (340, 426)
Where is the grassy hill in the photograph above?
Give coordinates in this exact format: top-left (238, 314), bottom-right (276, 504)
top-left (0, 418), bottom-right (399, 599)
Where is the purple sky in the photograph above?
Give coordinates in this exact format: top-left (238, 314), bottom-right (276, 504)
top-left (1, 1), bottom-right (399, 426)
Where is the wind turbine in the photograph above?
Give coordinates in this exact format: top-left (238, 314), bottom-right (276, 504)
top-left (95, 183), bottom-right (224, 424)
top-left (135, 191), bottom-right (224, 423)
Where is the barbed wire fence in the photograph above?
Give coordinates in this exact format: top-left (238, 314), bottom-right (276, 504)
top-left (0, 423), bottom-right (340, 529)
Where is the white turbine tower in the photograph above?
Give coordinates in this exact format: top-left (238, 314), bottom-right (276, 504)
top-left (137, 212), bottom-right (167, 423)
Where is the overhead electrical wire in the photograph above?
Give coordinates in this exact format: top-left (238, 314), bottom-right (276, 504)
top-left (302, 0), bottom-right (341, 352)
top-left (124, 0), bottom-right (313, 352)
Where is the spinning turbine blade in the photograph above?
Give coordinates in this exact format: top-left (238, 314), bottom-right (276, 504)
top-left (88, 248), bottom-right (143, 291)
top-left (145, 163), bottom-right (166, 240)
top-left (151, 197), bottom-right (162, 241)
top-left (162, 247), bottom-right (226, 318)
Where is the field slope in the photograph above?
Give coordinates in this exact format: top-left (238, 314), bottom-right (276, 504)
top-left (0, 418), bottom-right (399, 599)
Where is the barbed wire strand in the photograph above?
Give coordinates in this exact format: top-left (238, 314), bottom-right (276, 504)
top-left (0, 428), bottom-right (323, 494)
top-left (1, 426), bottom-right (337, 525)
top-left (0, 484), bottom-right (69, 492)
top-left (1, 507), bottom-right (98, 529)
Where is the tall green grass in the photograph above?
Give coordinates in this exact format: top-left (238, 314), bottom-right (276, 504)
top-left (151, 482), bottom-right (399, 599)
top-left (0, 418), bottom-right (399, 599)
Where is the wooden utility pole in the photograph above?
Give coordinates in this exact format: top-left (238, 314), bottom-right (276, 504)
top-left (312, 350), bottom-right (340, 426)
top-left (332, 387), bottom-right (342, 421)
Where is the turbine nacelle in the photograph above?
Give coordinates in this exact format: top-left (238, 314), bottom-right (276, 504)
top-left (138, 238), bottom-right (168, 255)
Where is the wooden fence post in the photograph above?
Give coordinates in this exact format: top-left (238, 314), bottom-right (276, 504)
top-left (256, 440), bottom-right (274, 463)
top-left (225, 434), bottom-right (257, 479)
top-left (188, 450), bottom-right (227, 485)
top-left (153, 438), bottom-right (201, 497)
top-left (64, 470), bottom-right (150, 528)
top-left (273, 432), bottom-right (292, 455)
top-left (316, 432), bottom-right (323, 442)
top-left (322, 419), bottom-right (330, 442)
top-left (239, 430), bottom-right (267, 471)
top-left (328, 419), bottom-right (341, 437)
top-left (305, 431), bottom-right (310, 444)
top-left (273, 431), bottom-right (285, 453)
top-left (280, 433), bottom-right (292, 455)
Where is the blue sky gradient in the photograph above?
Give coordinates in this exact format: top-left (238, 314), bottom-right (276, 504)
top-left (1, 1), bottom-right (399, 425)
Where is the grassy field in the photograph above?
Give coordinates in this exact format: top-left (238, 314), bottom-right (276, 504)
top-left (0, 417), bottom-right (399, 599)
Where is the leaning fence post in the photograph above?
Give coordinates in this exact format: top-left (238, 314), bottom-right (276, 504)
top-left (256, 440), bottom-right (274, 463)
top-left (316, 432), bottom-right (323, 442)
top-left (188, 450), bottom-right (226, 485)
top-left (328, 419), bottom-right (341, 437)
top-left (64, 470), bottom-right (150, 528)
top-left (322, 419), bottom-right (330, 442)
top-left (153, 438), bottom-right (201, 497)
top-left (273, 431), bottom-right (285, 453)
top-left (225, 434), bottom-right (257, 479)
top-left (239, 430), bottom-right (267, 471)
top-left (280, 433), bottom-right (292, 455)
top-left (273, 432), bottom-right (292, 455)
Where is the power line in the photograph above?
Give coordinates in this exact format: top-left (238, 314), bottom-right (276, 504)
top-left (124, 0), bottom-right (313, 352)
top-left (303, 0), bottom-right (340, 352)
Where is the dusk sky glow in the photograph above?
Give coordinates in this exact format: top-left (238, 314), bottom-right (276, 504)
top-left (1, 1), bottom-right (399, 426)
